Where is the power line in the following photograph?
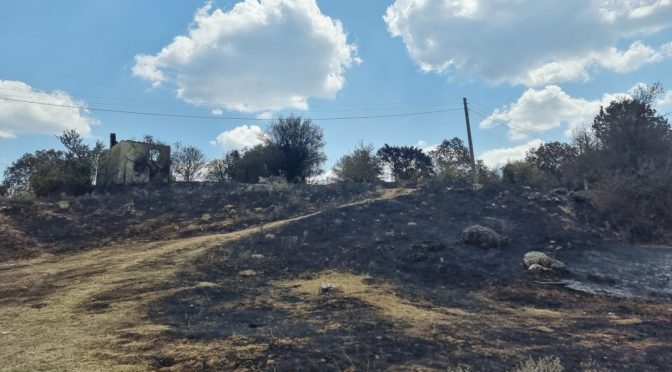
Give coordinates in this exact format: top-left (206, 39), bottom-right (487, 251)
top-left (0, 91), bottom-right (462, 114)
top-left (469, 107), bottom-right (551, 142)
top-left (0, 88), bottom-right (463, 109)
top-left (467, 99), bottom-right (552, 141)
top-left (0, 96), bottom-right (464, 121)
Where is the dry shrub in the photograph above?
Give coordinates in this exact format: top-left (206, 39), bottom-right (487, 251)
top-left (512, 356), bottom-right (564, 372)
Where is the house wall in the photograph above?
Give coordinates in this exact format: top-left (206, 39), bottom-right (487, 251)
top-left (97, 141), bottom-right (170, 186)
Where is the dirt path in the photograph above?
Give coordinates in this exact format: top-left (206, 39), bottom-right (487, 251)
top-left (0, 188), bottom-right (414, 372)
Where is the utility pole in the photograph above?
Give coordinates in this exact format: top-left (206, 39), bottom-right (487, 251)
top-left (463, 97), bottom-right (479, 185)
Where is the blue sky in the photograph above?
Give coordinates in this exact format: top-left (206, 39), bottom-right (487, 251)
top-left (1, 0), bottom-right (671, 179)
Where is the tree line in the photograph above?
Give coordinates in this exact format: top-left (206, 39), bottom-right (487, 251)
top-left (2, 85), bottom-right (671, 240)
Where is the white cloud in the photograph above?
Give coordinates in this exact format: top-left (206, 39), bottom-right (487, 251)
top-left (212, 108), bottom-right (223, 116)
top-left (479, 139), bottom-right (544, 168)
top-left (311, 168), bottom-right (337, 184)
top-left (133, 0), bottom-right (358, 113)
top-left (256, 111), bottom-right (273, 120)
top-left (214, 125), bottom-right (266, 151)
top-left (0, 80), bottom-right (94, 138)
top-left (659, 90), bottom-right (672, 106)
top-left (480, 85), bottom-right (627, 140)
top-left (416, 139), bottom-right (438, 153)
top-left (384, 0), bottom-right (672, 86)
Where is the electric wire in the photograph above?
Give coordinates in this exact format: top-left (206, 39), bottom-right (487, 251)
top-left (0, 88), bottom-right (464, 109)
top-left (0, 96), bottom-right (465, 121)
top-left (469, 106), bottom-right (551, 142)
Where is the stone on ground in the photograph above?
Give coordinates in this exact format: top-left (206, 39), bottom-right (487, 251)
top-left (460, 225), bottom-right (508, 248)
top-left (523, 251), bottom-right (565, 271)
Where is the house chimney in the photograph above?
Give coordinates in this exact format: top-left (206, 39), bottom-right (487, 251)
top-left (110, 133), bottom-right (117, 147)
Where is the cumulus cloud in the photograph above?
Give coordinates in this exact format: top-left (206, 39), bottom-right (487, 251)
top-left (479, 139), bottom-right (544, 168)
top-left (133, 0), bottom-right (358, 113)
top-left (384, 0), bottom-right (672, 86)
top-left (0, 80), bottom-right (94, 138)
top-left (479, 85), bottom-right (627, 140)
top-left (214, 125), bottom-right (266, 151)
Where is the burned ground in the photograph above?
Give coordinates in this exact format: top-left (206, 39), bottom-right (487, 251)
top-left (146, 185), bottom-right (671, 370)
top-left (0, 183), bottom-right (670, 371)
top-left (0, 182), bottom-right (375, 261)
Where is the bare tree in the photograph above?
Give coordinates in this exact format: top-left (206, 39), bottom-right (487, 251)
top-left (171, 142), bottom-right (206, 183)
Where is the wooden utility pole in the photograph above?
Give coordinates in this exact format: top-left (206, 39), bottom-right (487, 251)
top-left (463, 97), bottom-right (479, 185)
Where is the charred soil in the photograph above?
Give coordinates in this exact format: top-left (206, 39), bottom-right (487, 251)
top-left (0, 182), bottom-right (670, 371)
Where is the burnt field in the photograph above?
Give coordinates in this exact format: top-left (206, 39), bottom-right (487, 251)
top-left (0, 182), bottom-right (670, 371)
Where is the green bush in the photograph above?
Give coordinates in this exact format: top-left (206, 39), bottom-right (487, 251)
top-left (2, 130), bottom-right (103, 197)
top-left (333, 143), bottom-right (383, 183)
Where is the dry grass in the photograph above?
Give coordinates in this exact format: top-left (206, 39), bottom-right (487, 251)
top-left (275, 270), bottom-right (471, 335)
top-left (511, 356), bottom-right (564, 372)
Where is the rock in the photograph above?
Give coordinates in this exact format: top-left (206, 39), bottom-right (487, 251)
top-left (407, 222), bottom-right (417, 227)
top-left (319, 282), bottom-right (337, 293)
top-left (527, 263), bottom-right (550, 273)
top-left (195, 281), bottom-right (219, 288)
top-left (239, 270), bottom-right (257, 277)
top-left (523, 251), bottom-right (565, 271)
top-left (57, 201), bottom-right (70, 210)
top-left (460, 225), bottom-right (508, 248)
top-left (251, 254), bottom-right (265, 260)
top-left (201, 213), bottom-right (211, 221)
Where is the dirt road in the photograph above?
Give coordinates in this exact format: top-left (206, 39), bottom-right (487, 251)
top-left (0, 188), bottom-right (414, 371)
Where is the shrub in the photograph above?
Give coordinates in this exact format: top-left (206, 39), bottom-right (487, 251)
top-left (333, 143), bottom-right (383, 183)
top-left (501, 160), bottom-right (547, 186)
top-left (512, 356), bottom-right (563, 372)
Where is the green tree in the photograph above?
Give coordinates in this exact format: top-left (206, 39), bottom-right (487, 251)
top-left (429, 137), bottom-right (474, 181)
top-left (377, 144), bottom-right (433, 183)
top-left (2, 130), bottom-right (104, 196)
top-left (265, 115), bottom-right (326, 183)
top-left (333, 142), bottom-right (383, 183)
top-left (525, 141), bottom-right (576, 183)
top-left (226, 145), bottom-right (282, 183)
top-left (207, 150), bottom-right (241, 182)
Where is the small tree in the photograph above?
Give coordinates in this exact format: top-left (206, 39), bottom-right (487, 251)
top-left (171, 142), bottom-right (206, 183)
top-left (525, 141), bottom-right (576, 183)
top-left (207, 150), bottom-right (241, 182)
top-left (429, 137), bottom-right (474, 182)
top-left (377, 144), bottom-right (433, 183)
top-left (333, 142), bottom-right (383, 183)
top-left (501, 159), bottom-right (546, 185)
top-left (2, 130), bottom-right (104, 196)
top-left (229, 145), bottom-right (282, 183)
top-left (265, 115), bottom-right (326, 183)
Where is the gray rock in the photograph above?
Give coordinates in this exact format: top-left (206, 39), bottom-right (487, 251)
top-left (460, 225), bottom-right (508, 248)
top-left (523, 251), bottom-right (565, 271)
top-left (527, 263), bottom-right (550, 273)
top-left (319, 282), bottom-right (337, 294)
